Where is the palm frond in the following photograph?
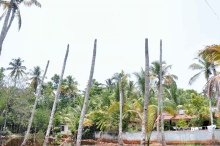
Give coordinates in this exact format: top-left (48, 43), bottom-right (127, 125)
top-left (189, 71), bottom-right (203, 85)
top-left (189, 63), bottom-right (204, 70)
top-left (16, 10), bottom-right (21, 30)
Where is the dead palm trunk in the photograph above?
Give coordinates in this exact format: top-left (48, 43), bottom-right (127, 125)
top-left (21, 60), bottom-right (50, 146)
top-left (43, 45), bottom-right (69, 146)
top-left (0, 0), bottom-right (14, 56)
top-left (140, 38), bottom-right (150, 146)
top-left (160, 40), bottom-right (166, 146)
top-left (76, 39), bottom-right (97, 146)
top-left (157, 86), bottom-right (160, 142)
top-left (118, 75), bottom-right (123, 146)
top-left (208, 94), bottom-right (215, 145)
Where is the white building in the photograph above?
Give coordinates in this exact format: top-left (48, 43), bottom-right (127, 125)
top-left (60, 124), bottom-right (71, 134)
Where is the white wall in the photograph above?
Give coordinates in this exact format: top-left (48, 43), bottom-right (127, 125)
top-left (95, 129), bottom-right (220, 141)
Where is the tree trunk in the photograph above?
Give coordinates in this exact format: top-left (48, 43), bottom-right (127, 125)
top-left (14, 78), bottom-right (17, 87)
top-left (157, 86), bottom-right (160, 142)
top-left (21, 61), bottom-right (50, 146)
top-left (43, 45), bottom-right (69, 146)
top-left (0, 0), bottom-right (14, 56)
top-left (76, 39), bottom-right (97, 146)
top-left (160, 40), bottom-right (166, 146)
top-left (118, 75), bottom-right (123, 146)
top-left (209, 95), bottom-right (215, 145)
top-left (3, 104), bottom-right (8, 134)
top-left (140, 38), bottom-right (150, 146)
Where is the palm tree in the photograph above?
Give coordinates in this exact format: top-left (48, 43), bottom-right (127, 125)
top-left (0, 0), bottom-right (41, 56)
top-left (0, 67), bottom-right (5, 82)
top-left (199, 45), bottom-right (220, 65)
top-left (43, 45), bottom-right (69, 146)
top-left (150, 60), bottom-right (177, 142)
top-left (7, 57), bottom-right (26, 86)
top-left (21, 61), bottom-right (49, 146)
top-left (141, 38), bottom-right (150, 146)
top-left (60, 76), bottom-right (78, 103)
top-left (76, 39), bottom-right (97, 146)
top-left (189, 57), bottom-right (213, 84)
top-left (112, 70), bottom-right (130, 104)
top-left (118, 75), bottom-right (123, 146)
top-left (204, 75), bottom-right (220, 144)
top-left (105, 78), bottom-right (115, 93)
top-left (159, 40), bottom-right (166, 146)
top-left (29, 66), bottom-right (42, 93)
top-left (134, 68), bottom-right (146, 95)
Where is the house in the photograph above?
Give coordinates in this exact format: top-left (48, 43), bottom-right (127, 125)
top-left (60, 124), bottom-right (71, 134)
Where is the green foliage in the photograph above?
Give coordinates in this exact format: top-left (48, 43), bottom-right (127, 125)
top-left (33, 109), bottom-right (49, 130)
top-left (56, 132), bottom-right (63, 138)
top-left (184, 93), bottom-right (209, 118)
top-left (176, 118), bottom-right (187, 128)
top-left (66, 131), bottom-right (71, 137)
top-left (5, 130), bottom-right (12, 135)
top-left (54, 139), bottom-right (62, 145)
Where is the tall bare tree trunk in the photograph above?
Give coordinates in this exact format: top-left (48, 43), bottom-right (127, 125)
top-left (160, 40), bottom-right (166, 146)
top-left (43, 45), bottom-right (69, 146)
top-left (157, 87), bottom-right (160, 141)
top-left (21, 60), bottom-right (50, 146)
top-left (118, 75), bottom-right (123, 146)
top-left (76, 39), bottom-right (97, 146)
top-left (0, 0), bottom-right (14, 56)
top-left (209, 95), bottom-right (215, 145)
top-left (140, 38), bottom-right (150, 146)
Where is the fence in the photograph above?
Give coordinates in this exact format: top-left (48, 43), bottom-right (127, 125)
top-left (95, 129), bottom-right (220, 144)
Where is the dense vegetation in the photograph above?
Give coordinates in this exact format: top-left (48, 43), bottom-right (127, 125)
top-left (0, 56), bottom-right (218, 139)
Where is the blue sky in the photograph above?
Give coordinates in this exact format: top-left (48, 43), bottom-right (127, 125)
top-left (0, 0), bottom-right (220, 92)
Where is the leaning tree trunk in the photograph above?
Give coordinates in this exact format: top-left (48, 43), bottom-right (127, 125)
top-left (118, 75), bottom-right (124, 146)
top-left (140, 38), bottom-right (150, 146)
top-left (43, 45), bottom-right (69, 146)
top-left (160, 40), bottom-right (166, 146)
top-left (21, 60), bottom-right (50, 146)
top-left (76, 39), bottom-right (97, 146)
top-left (0, 0), bottom-right (14, 56)
top-left (208, 95), bottom-right (215, 145)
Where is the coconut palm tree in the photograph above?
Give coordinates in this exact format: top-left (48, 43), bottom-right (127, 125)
top-left (204, 75), bottom-right (220, 144)
top-left (29, 66), bottom-right (42, 93)
top-left (76, 39), bottom-right (97, 146)
top-left (60, 76), bottom-right (78, 101)
top-left (0, 0), bottom-right (41, 56)
top-left (112, 70), bottom-right (130, 104)
top-left (43, 45), bottom-right (69, 146)
top-left (118, 75), bottom-right (123, 146)
top-left (150, 60), bottom-right (177, 142)
top-left (7, 57), bottom-right (26, 86)
top-left (199, 45), bottom-right (220, 65)
top-left (105, 78), bottom-right (115, 93)
top-left (21, 61), bottom-right (49, 146)
top-left (189, 57), bottom-right (214, 84)
top-left (141, 38), bottom-right (150, 146)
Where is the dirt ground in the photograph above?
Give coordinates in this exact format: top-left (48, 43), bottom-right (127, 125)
top-left (80, 139), bottom-right (218, 146)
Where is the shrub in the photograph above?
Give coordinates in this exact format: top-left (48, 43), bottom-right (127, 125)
top-left (56, 132), bottom-right (63, 138)
top-left (6, 130), bottom-right (12, 135)
top-left (66, 131), bottom-right (72, 137)
top-left (177, 118), bottom-right (187, 128)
